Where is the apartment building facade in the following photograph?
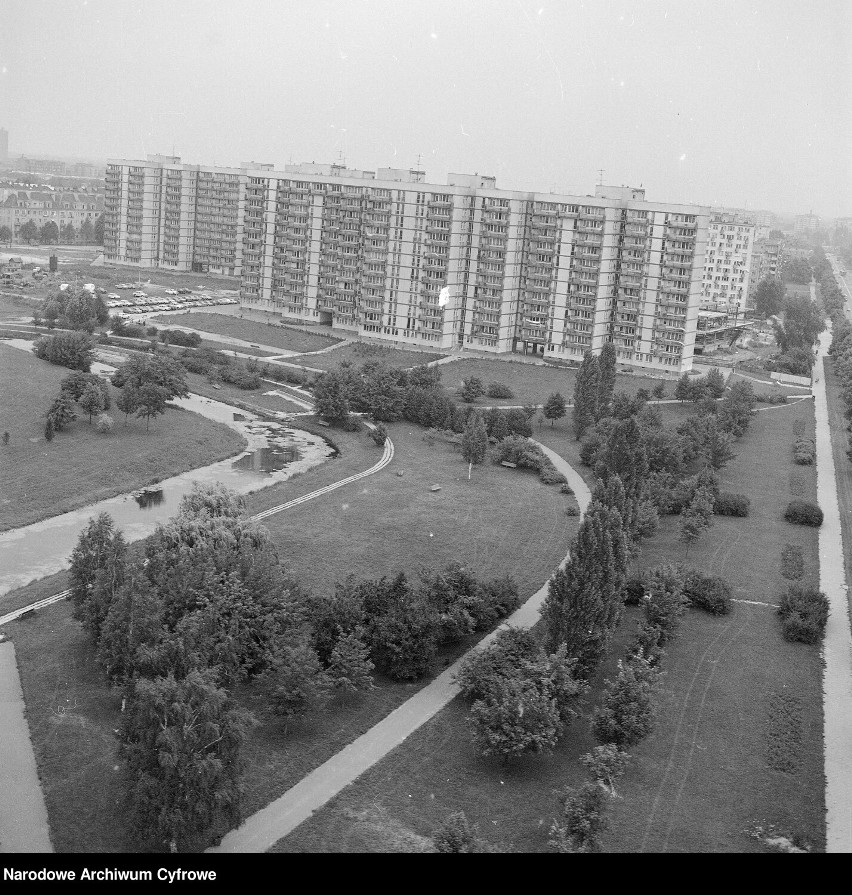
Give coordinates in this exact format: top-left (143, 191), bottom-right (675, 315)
top-left (104, 156), bottom-right (710, 373)
top-left (0, 190), bottom-right (102, 235)
top-left (701, 212), bottom-right (754, 311)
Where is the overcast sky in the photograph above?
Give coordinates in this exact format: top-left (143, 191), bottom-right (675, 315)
top-left (1, 0), bottom-right (849, 216)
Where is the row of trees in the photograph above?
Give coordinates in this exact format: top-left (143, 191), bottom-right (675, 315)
top-left (37, 286), bottom-right (109, 333)
top-left (6, 213), bottom-right (103, 246)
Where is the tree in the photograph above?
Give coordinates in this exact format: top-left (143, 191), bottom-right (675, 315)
top-left (573, 351), bottom-right (599, 439)
top-left (111, 354), bottom-right (188, 401)
top-left (110, 314), bottom-right (128, 335)
top-left (44, 415), bottom-right (55, 441)
top-left (674, 373), bottom-right (691, 402)
top-left (549, 781), bottom-right (609, 853)
top-left (460, 376), bottom-right (485, 403)
top-left (581, 744), bottom-right (631, 797)
top-left (698, 417), bottom-right (735, 469)
top-left (135, 383), bottom-right (169, 431)
top-left (312, 369), bottom-right (350, 423)
top-left (597, 342), bottom-right (617, 414)
top-left (458, 637), bottom-right (585, 761)
top-left (679, 504), bottom-right (706, 559)
top-left (754, 278), bottom-right (785, 318)
top-left (704, 368), bottom-right (726, 399)
top-left (79, 382), bottom-right (105, 424)
top-left (543, 392), bottom-right (567, 427)
top-left (18, 220), bottom-right (38, 243)
top-left (94, 213), bottom-right (105, 245)
top-left (119, 669), bottom-right (247, 852)
top-left (0, 225), bottom-right (12, 245)
top-left (327, 628), bottom-right (375, 694)
top-left (38, 221), bottom-right (59, 244)
top-left (69, 514), bottom-right (121, 623)
top-left (46, 393), bottom-right (77, 431)
top-left (2, 431), bottom-right (9, 446)
top-left (116, 384), bottom-right (140, 425)
top-left (60, 221), bottom-right (76, 244)
top-left (79, 217), bottom-right (95, 245)
top-left (774, 294), bottom-right (825, 353)
top-left (592, 656), bottom-right (658, 748)
top-left (259, 635), bottom-right (331, 723)
top-left (461, 411), bottom-right (488, 473)
top-left (542, 501), bottom-right (627, 676)
top-left (33, 331), bottom-right (95, 371)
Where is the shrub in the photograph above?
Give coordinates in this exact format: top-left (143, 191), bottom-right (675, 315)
top-left (559, 483), bottom-right (574, 495)
top-left (793, 436), bottom-right (815, 465)
top-left (432, 812), bottom-right (491, 853)
top-left (539, 464), bottom-right (568, 485)
top-left (714, 492), bottom-right (750, 517)
top-left (683, 571), bottom-right (733, 615)
top-left (777, 585), bottom-right (829, 644)
top-left (784, 500), bottom-right (823, 527)
top-left (549, 782), bottom-right (609, 853)
top-left (370, 423), bottom-right (387, 446)
top-left (342, 416), bottom-right (363, 432)
top-left (96, 413), bottom-right (114, 434)
top-left (159, 328), bottom-right (202, 348)
top-left (792, 418), bottom-right (806, 437)
top-left (486, 382), bottom-right (514, 400)
top-left (565, 505), bottom-right (580, 517)
top-left (781, 544), bottom-right (805, 580)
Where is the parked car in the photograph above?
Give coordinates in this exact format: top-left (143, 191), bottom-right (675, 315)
top-left (133, 291), bottom-right (147, 298)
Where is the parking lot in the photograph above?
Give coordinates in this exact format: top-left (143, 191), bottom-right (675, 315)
top-left (107, 283), bottom-right (238, 318)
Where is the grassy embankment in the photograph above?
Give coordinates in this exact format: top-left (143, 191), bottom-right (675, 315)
top-left (150, 312), bottom-right (340, 354)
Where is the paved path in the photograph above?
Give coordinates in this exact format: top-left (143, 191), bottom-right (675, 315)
top-left (0, 642), bottom-right (52, 852)
top-left (210, 441), bottom-right (590, 853)
top-left (814, 324), bottom-right (852, 853)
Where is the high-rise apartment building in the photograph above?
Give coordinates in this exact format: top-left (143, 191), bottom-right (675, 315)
top-left (0, 128), bottom-right (8, 163)
top-left (794, 213), bottom-right (821, 233)
top-left (104, 156), bottom-right (710, 373)
top-left (701, 212), bottom-right (755, 310)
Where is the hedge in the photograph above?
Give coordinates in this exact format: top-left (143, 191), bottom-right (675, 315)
top-left (486, 382), bottom-right (514, 399)
top-left (684, 571), bottom-right (733, 616)
top-left (778, 585), bottom-right (829, 644)
top-left (784, 500), bottom-right (823, 527)
top-left (793, 436), bottom-right (815, 465)
top-left (715, 492), bottom-right (750, 517)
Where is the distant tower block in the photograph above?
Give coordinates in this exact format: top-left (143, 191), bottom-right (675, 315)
top-left (0, 128), bottom-right (8, 162)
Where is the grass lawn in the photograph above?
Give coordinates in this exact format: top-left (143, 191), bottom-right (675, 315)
top-left (0, 343), bottom-right (246, 531)
top-left (151, 313), bottom-right (340, 353)
top-left (7, 420), bottom-right (579, 852)
top-left (0, 293), bottom-right (40, 321)
top-left (289, 343), bottom-right (445, 372)
top-left (274, 398), bottom-right (825, 853)
top-left (437, 357), bottom-right (666, 407)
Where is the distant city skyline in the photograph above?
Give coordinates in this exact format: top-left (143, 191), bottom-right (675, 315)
top-left (1, 0), bottom-right (849, 218)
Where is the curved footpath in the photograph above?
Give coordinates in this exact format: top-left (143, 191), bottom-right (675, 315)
top-left (210, 441), bottom-right (591, 853)
top-left (816, 325), bottom-right (852, 853)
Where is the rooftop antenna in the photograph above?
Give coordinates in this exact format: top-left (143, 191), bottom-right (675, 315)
top-left (415, 152), bottom-right (423, 170)
top-left (597, 168), bottom-right (605, 186)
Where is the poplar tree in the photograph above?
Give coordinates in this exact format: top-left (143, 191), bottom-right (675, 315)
top-left (461, 411), bottom-right (489, 471)
top-left (542, 501), bottom-right (626, 676)
top-left (597, 342), bottom-right (617, 416)
top-left (573, 351), bottom-right (600, 440)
